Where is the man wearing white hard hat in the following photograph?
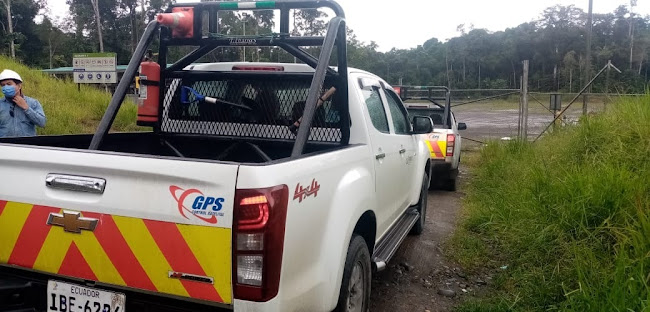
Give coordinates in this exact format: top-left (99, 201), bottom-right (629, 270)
top-left (0, 69), bottom-right (46, 137)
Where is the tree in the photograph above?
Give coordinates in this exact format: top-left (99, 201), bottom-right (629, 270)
top-left (563, 50), bottom-right (579, 91)
top-left (629, 0), bottom-right (637, 70)
top-left (0, 0), bottom-right (42, 63)
top-left (90, 0), bottom-right (103, 52)
top-left (1, 0), bottom-right (14, 58)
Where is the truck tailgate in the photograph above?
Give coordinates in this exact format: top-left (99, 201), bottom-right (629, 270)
top-left (422, 130), bottom-right (448, 160)
top-left (0, 145), bottom-right (235, 305)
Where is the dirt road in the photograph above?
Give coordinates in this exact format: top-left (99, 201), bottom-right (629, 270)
top-left (369, 101), bottom-right (551, 311)
top-left (370, 168), bottom-right (475, 312)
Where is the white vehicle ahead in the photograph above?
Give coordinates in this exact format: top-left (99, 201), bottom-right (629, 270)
top-left (399, 86), bottom-right (467, 191)
top-left (0, 2), bottom-right (435, 312)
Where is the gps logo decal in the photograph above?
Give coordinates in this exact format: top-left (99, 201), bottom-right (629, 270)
top-left (170, 185), bottom-right (225, 224)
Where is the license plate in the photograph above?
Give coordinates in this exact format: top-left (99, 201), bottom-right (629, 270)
top-left (47, 280), bottom-right (125, 312)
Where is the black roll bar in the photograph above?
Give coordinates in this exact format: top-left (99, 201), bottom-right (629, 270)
top-left (291, 16), bottom-right (346, 157)
top-left (90, 1), bottom-right (349, 156)
top-left (400, 86), bottom-right (451, 127)
top-left (89, 21), bottom-right (159, 150)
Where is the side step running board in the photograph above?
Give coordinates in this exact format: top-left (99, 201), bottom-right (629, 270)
top-left (372, 208), bottom-right (419, 272)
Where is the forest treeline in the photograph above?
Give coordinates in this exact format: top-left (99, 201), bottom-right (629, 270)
top-left (2, 0), bottom-right (648, 92)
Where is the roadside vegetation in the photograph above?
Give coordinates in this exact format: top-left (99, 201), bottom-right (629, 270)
top-left (2, 56), bottom-right (138, 134)
top-left (449, 94), bottom-right (650, 311)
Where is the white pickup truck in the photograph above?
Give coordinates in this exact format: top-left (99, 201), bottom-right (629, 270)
top-left (398, 86), bottom-right (467, 191)
top-left (0, 2), bottom-right (434, 312)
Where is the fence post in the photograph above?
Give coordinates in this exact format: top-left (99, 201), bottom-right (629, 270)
top-left (522, 60), bottom-right (529, 141)
top-left (583, 0), bottom-right (593, 115)
top-left (518, 76), bottom-right (522, 138)
top-left (605, 59), bottom-right (611, 111)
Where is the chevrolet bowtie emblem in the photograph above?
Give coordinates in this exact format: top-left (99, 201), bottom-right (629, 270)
top-left (46, 210), bottom-right (98, 233)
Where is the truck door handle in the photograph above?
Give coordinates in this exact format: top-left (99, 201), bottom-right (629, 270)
top-left (399, 148), bottom-right (407, 154)
top-left (46, 174), bottom-right (106, 194)
top-left (375, 153), bottom-right (386, 160)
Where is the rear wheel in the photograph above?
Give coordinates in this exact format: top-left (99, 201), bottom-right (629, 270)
top-left (333, 235), bottom-right (371, 312)
top-left (428, 177), bottom-right (436, 190)
top-left (410, 173), bottom-right (429, 235)
top-left (445, 177), bottom-right (457, 192)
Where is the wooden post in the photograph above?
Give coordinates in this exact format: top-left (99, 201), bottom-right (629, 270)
top-left (522, 60), bottom-right (529, 141)
top-left (583, 0), bottom-right (593, 115)
top-left (605, 60), bottom-right (611, 111)
top-left (554, 110), bottom-right (562, 128)
top-left (518, 76), bottom-right (523, 138)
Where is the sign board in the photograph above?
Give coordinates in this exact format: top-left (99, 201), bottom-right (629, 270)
top-left (550, 93), bottom-right (562, 111)
top-left (73, 53), bottom-right (117, 84)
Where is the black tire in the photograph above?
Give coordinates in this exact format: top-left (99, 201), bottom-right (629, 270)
top-left (333, 235), bottom-right (371, 312)
top-left (445, 177), bottom-right (457, 192)
top-left (428, 176), bottom-right (436, 190)
top-left (410, 173), bottom-right (429, 235)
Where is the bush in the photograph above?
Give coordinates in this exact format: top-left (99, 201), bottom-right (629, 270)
top-left (450, 94), bottom-right (650, 311)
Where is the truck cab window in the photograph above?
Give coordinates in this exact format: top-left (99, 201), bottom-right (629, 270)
top-left (384, 90), bottom-right (410, 135)
top-left (361, 87), bottom-right (389, 133)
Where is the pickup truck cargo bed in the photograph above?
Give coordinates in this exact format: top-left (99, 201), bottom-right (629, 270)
top-left (0, 133), bottom-right (338, 163)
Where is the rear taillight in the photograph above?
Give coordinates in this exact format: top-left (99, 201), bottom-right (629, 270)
top-left (233, 185), bottom-right (289, 302)
top-left (446, 134), bottom-right (455, 156)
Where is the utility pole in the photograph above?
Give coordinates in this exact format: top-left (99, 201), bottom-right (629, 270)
top-left (445, 46), bottom-right (451, 88)
top-left (583, 0), bottom-right (593, 115)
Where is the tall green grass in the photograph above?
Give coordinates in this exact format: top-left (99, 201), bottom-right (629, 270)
top-left (1, 55), bottom-right (139, 134)
top-left (449, 94), bottom-right (650, 311)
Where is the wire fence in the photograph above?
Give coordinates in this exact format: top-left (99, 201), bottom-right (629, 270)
top-left (438, 89), bottom-right (644, 146)
top-left (414, 60), bottom-right (647, 146)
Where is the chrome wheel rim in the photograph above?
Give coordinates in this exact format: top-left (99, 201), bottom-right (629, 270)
top-left (346, 261), bottom-right (364, 312)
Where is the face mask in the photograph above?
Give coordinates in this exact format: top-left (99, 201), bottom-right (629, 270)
top-left (2, 85), bottom-right (16, 98)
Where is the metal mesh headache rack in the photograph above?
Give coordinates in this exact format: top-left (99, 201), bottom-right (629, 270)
top-left (90, 0), bottom-right (349, 158)
top-left (161, 74), bottom-right (342, 142)
top-left (397, 86), bottom-right (451, 127)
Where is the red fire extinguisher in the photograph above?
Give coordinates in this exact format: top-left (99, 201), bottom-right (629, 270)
top-left (137, 57), bottom-right (160, 127)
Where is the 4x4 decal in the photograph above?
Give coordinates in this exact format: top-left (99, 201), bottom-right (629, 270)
top-left (293, 179), bottom-right (320, 203)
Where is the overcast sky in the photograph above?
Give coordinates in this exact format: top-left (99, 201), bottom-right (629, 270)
top-left (49, 0), bottom-right (649, 52)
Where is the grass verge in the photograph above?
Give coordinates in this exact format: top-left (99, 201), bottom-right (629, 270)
top-left (2, 55), bottom-right (139, 134)
top-left (448, 94), bottom-right (650, 311)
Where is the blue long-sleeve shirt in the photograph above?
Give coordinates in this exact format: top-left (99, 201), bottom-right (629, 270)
top-left (0, 95), bottom-right (47, 137)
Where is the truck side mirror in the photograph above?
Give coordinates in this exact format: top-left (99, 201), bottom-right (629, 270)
top-left (458, 122), bottom-right (467, 130)
top-left (412, 116), bottom-right (433, 134)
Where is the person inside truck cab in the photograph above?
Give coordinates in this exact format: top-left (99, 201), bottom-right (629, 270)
top-left (0, 69), bottom-right (47, 137)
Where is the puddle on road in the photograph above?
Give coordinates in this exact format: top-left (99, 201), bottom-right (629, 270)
top-left (455, 108), bottom-right (580, 140)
